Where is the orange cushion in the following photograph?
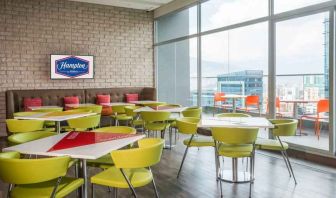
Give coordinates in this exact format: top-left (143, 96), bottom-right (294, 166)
top-left (101, 106), bottom-right (112, 116)
top-left (64, 96), bottom-right (79, 110)
top-left (125, 94), bottom-right (139, 102)
top-left (96, 95), bottom-right (110, 105)
top-left (23, 98), bottom-right (42, 111)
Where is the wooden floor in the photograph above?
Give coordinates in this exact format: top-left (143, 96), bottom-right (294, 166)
top-left (1, 135), bottom-right (336, 198)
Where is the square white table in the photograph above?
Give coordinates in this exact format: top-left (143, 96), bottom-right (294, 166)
top-left (14, 112), bottom-right (96, 133)
top-left (128, 100), bottom-right (159, 105)
top-left (198, 117), bottom-right (274, 183)
top-left (3, 132), bottom-right (145, 198)
top-left (134, 106), bottom-right (187, 113)
top-left (28, 106), bottom-right (63, 111)
top-left (100, 102), bottom-right (135, 107)
top-left (65, 103), bottom-right (96, 108)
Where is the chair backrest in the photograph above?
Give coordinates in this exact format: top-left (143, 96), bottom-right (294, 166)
top-left (176, 117), bottom-right (200, 135)
top-left (64, 109), bottom-right (92, 113)
top-left (111, 138), bottom-right (164, 169)
top-left (77, 105), bottom-right (102, 114)
top-left (269, 119), bottom-right (298, 137)
top-left (143, 102), bottom-right (166, 108)
top-left (317, 99), bottom-right (329, 114)
top-left (8, 131), bottom-right (56, 145)
top-left (67, 115), bottom-right (101, 130)
top-left (112, 105), bottom-right (132, 114)
top-left (182, 107), bottom-right (202, 118)
top-left (124, 106), bottom-right (140, 117)
top-left (13, 111), bottom-right (41, 117)
top-left (246, 95), bottom-right (259, 106)
top-left (140, 111), bottom-right (171, 122)
top-left (32, 108), bottom-right (63, 113)
top-left (215, 113), bottom-right (251, 117)
top-left (6, 119), bottom-right (45, 133)
top-left (211, 127), bottom-right (258, 145)
top-left (0, 152), bottom-right (20, 159)
top-left (214, 92), bottom-right (225, 103)
top-left (91, 126), bottom-right (136, 134)
top-left (0, 156), bottom-right (70, 184)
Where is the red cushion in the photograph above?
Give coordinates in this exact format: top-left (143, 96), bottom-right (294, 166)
top-left (23, 98), bottom-right (42, 111)
top-left (125, 94), bottom-right (139, 102)
top-left (96, 95), bottom-right (110, 105)
top-left (64, 96), bottom-right (80, 110)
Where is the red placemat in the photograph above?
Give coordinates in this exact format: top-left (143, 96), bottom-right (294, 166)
top-left (48, 131), bottom-right (138, 152)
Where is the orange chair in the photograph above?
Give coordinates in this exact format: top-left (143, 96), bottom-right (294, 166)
top-left (213, 92), bottom-right (232, 116)
top-left (266, 97), bottom-right (289, 117)
top-left (238, 95), bottom-right (261, 116)
top-left (299, 99), bottom-right (329, 139)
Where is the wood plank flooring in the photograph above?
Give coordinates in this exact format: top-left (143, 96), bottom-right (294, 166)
top-left (1, 135), bottom-right (336, 198)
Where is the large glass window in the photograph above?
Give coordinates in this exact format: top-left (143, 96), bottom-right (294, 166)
top-left (276, 12), bottom-right (330, 150)
top-left (201, 0), bottom-right (268, 32)
top-left (155, 6), bottom-right (197, 43)
top-left (201, 22), bottom-right (268, 117)
top-left (157, 38), bottom-right (197, 106)
top-left (275, 0), bottom-right (330, 14)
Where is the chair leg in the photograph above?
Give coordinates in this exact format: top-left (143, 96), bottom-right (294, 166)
top-left (283, 150), bottom-right (297, 185)
top-left (177, 135), bottom-right (194, 178)
top-left (152, 178), bottom-right (159, 198)
top-left (299, 118), bottom-right (303, 135)
top-left (280, 151), bottom-right (292, 177)
top-left (219, 175), bottom-right (223, 197)
top-left (91, 183), bottom-right (94, 198)
top-left (169, 127), bottom-right (172, 149)
top-left (249, 155), bottom-right (253, 198)
top-left (114, 188), bottom-right (118, 198)
top-left (7, 184), bottom-right (13, 198)
top-left (120, 169), bottom-right (137, 197)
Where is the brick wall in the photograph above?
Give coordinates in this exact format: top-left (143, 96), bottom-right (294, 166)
top-left (0, 0), bottom-right (154, 136)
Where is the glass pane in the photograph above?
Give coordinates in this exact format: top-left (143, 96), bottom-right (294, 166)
top-left (201, 0), bottom-right (268, 32)
top-left (201, 22), bottom-right (268, 124)
top-left (275, 0), bottom-right (330, 14)
top-left (276, 12), bottom-right (330, 150)
top-left (157, 38), bottom-right (197, 106)
top-left (155, 6), bottom-right (197, 43)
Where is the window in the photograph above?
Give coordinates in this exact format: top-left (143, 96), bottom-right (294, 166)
top-left (275, 0), bottom-right (331, 13)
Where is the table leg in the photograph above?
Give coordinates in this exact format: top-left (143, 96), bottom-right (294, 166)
top-left (293, 102), bottom-right (298, 118)
top-left (218, 158), bottom-right (253, 183)
top-left (232, 99), bottom-right (236, 113)
top-left (79, 159), bottom-right (88, 198)
top-left (56, 121), bottom-right (61, 134)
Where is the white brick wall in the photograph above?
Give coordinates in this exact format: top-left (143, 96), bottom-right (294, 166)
top-left (0, 0), bottom-right (154, 136)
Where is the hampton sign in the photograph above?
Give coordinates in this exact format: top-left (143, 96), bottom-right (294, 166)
top-left (51, 55), bottom-right (94, 79)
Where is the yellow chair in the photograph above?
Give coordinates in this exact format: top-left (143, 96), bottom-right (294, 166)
top-left (91, 138), bottom-right (164, 197)
top-left (77, 105), bottom-right (102, 114)
top-left (32, 107), bottom-right (63, 129)
top-left (215, 113), bottom-right (251, 117)
top-left (140, 111), bottom-right (171, 143)
top-left (0, 155), bottom-right (83, 198)
top-left (176, 117), bottom-right (215, 178)
top-left (6, 119), bottom-right (56, 145)
top-left (88, 126), bottom-right (137, 169)
top-left (211, 127), bottom-right (258, 198)
top-left (13, 111), bottom-right (41, 117)
top-left (66, 115), bottom-right (101, 131)
top-left (182, 107), bottom-right (202, 118)
top-left (124, 106), bottom-right (143, 128)
top-left (255, 119), bottom-right (298, 184)
top-left (142, 102), bottom-right (166, 108)
top-left (111, 105), bottom-right (133, 126)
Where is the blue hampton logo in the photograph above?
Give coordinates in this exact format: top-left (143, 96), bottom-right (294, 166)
top-left (55, 56), bottom-right (89, 78)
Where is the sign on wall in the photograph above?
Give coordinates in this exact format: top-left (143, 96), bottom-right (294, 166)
top-left (50, 55), bottom-right (94, 79)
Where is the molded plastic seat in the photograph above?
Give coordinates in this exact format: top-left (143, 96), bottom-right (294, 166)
top-left (67, 115), bottom-right (101, 131)
top-left (182, 107), bottom-right (202, 118)
top-left (76, 105), bottom-right (102, 114)
top-left (124, 106), bottom-right (143, 127)
top-left (255, 119), bottom-right (298, 184)
top-left (91, 138), bottom-right (164, 197)
top-left (8, 131), bottom-right (56, 145)
top-left (0, 155), bottom-right (83, 198)
top-left (141, 111), bottom-right (171, 132)
top-left (182, 136), bottom-right (215, 147)
top-left (217, 143), bottom-right (253, 158)
top-left (88, 126), bottom-right (136, 168)
top-left (111, 105), bottom-right (134, 126)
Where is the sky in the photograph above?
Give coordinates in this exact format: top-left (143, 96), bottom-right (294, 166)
top-left (187, 0), bottom-right (329, 78)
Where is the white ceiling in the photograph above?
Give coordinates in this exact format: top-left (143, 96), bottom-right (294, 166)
top-left (70, 0), bottom-right (174, 11)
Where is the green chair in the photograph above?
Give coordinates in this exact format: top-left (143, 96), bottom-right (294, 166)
top-left (13, 111), bottom-right (41, 117)
top-left (142, 102), bottom-right (166, 108)
top-left (0, 151), bottom-right (20, 159)
top-left (32, 107), bottom-right (63, 129)
top-left (67, 115), bottom-right (101, 131)
top-left (176, 117), bottom-right (215, 178)
top-left (91, 138), bottom-right (164, 197)
top-left (88, 126), bottom-right (137, 169)
top-left (215, 113), bottom-right (251, 117)
top-left (140, 111), bottom-right (171, 143)
top-left (211, 127), bottom-right (258, 198)
top-left (255, 119), bottom-right (298, 184)
top-left (182, 107), bottom-right (202, 118)
top-left (77, 105), bottom-right (102, 114)
top-left (111, 105), bottom-right (133, 126)
top-left (124, 106), bottom-right (143, 128)
top-left (0, 154), bottom-right (83, 198)
top-left (6, 119), bottom-right (56, 145)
